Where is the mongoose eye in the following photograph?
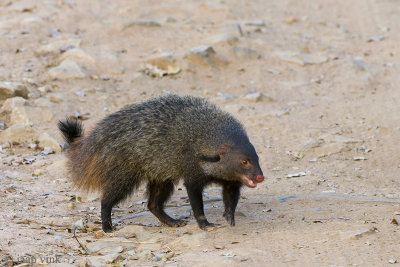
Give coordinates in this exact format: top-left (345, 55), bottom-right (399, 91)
top-left (241, 159), bottom-right (250, 167)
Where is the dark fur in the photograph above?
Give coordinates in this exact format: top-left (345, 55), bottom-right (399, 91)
top-left (59, 95), bottom-right (263, 231)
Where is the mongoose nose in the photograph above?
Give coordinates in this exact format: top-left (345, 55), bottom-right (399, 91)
top-left (256, 175), bottom-right (265, 183)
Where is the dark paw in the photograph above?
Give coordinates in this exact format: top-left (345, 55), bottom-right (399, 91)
top-left (102, 224), bottom-right (113, 233)
top-left (223, 211), bottom-right (235, 226)
top-left (199, 222), bottom-right (220, 231)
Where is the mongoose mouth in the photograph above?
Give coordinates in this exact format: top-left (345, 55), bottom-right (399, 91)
top-left (240, 175), bottom-right (264, 188)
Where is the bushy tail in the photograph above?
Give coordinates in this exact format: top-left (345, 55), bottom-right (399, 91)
top-left (58, 118), bottom-right (83, 145)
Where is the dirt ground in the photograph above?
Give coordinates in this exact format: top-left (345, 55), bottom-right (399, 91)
top-left (1, 0), bottom-right (400, 266)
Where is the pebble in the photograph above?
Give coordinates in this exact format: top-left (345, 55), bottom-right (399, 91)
top-left (185, 45), bottom-right (228, 67)
top-left (123, 20), bottom-right (161, 29)
top-left (59, 48), bottom-right (96, 65)
top-left (214, 93), bottom-right (235, 103)
top-left (48, 93), bottom-right (64, 103)
top-left (232, 46), bottom-right (263, 60)
top-left (38, 133), bottom-right (61, 152)
top-left (35, 38), bottom-right (81, 57)
top-left (144, 52), bottom-right (176, 71)
top-left (211, 33), bottom-right (239, 45)
top-left (34, 97), bottom-right (53, 108)
top-left (0, 81), bottom-right (28, 100)
top-left (350, 227), bottom-right (378, 240)
top-left (242, 92), bottom-right (267, 102)
top-left (48, 59), bottom-right (87, 80)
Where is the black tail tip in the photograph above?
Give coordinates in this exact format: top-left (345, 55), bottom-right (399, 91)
top-left (58, 117), bottom-right (83, 145)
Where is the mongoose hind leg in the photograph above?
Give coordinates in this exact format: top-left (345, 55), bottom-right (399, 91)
top-left (101, 182), bottom-right (135, 232)
top-left (222, 181), bottom-right (241, 226)
top-left (185, 180), bottom-right (219, 230)
top-left (147, 180), bottom-right (187, 227)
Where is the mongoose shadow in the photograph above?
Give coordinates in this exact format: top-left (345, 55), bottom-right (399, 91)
top-left (58, 95), bottom-right (264, 232)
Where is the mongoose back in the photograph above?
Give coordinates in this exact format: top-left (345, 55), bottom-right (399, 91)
top-left (58, 95), bottom-right (264, 232)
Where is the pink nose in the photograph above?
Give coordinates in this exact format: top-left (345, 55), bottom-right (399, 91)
top-left (256, 175), bottom-right (265, 183)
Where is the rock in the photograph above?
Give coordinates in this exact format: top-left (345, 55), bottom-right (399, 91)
top-left (93, 245), bottom-right (124, 255)
top-left (1, 97), bottom-right (54, 126)
top-left (275, 51), bottom-right (328, 66)
top-left (144, 52), bottom-right (176, 71)
top-left (35, 38), bottom-right (81, 57)
top-left (48, 59), bottom-right (87, 80)
top-left (210, 33), bottom-right (238, 45)
top-left (232, 46), bottom-right (263, 60)
top-left (0, 124), bottom-right (40, 144)
top-left (0, 81), bottom-right (28, 100)
top-left (184, 45), bottom-right (228, 67)
top-left (214, 93), bottom-right (235, 103)
top-left (275, 51), bottom-right (304, 65)
top-left (38, 133), bottom-right (61, 152)
top-left (87, 253), bottom-right (120, 266)
top-left (152, 253), bottom-right (165, 261)
top-left (123, 20), bottom-right (161, 29)
top-left (242, 92), bottom-right (271, 102)
top-left (0, 97), bottom-right (30, 125)
top-left (349, 227), bottom-right (378, 240)
top-left (59, 48), bottom-right (96, 65)
top-left (48, 93), bottom-right (64, 103)
top-left (34, 97), bottom-right (53, 108)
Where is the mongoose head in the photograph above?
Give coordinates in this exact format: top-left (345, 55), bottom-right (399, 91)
top-left (200, 142), bottom-right (264, 188)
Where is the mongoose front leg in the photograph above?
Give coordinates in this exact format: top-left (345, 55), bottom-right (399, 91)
top-left (184, 182), bottom-right (216, 230)
top-left (147, 180), bottom-right (187, 227)
top-left (222, 181), bottom-right (241, 226)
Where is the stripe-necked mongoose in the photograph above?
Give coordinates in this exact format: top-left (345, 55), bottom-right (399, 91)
top-left (59, 95), bottom-right (264, 232)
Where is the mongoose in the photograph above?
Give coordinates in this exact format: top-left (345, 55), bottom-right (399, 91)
top-left (58, 95), bottom-right (264, 232)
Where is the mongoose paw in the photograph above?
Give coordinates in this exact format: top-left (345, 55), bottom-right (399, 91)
top-left (223, 211), bottom-right (235, 226)
top-left (199, 222), bottom-right (220, 231)
top-left (102, 225), bottom-right (114, 233)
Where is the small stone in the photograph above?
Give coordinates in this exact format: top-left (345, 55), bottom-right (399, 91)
top-left (67, 202), bottom-right (75, 210)
top-left (185, 45), bottom-right (228, 67)
top-left (215, 244), bottom-right (224, 249)
top-left (350, 227), bottom-right (378, 240)
top-left (94, 230), bottom-right (104, 239)
top-left (242, 92), bottom-right (268, 102)
top-left (123, 20), bottom-right (161, 29)
top-left (152, 253), bottom-right (165, 262)
top-left (48, 59), bottom-right (87, 80)
top-left (232, 46), bottom-right (263, 60)
top-left (211, 33), bottom-right (239, 45)
top-left (0, 81), bottom-right (28, 100)
top-left (98, 245), bottom-right (124, 255)
top-left (214, 93), bottom-right (235, 103)
top-left (388, 259), bottom-right (397, 264)
top-left (48, 93), bottom-right (64, 103)
top-left (144, 52), bottom-right (176, 71)
top-left (34, 97), bottom-right (53, 108)
top-left (286, 16), bottom-right (298, 24)
top-left (35, 38), bottom-right (81, 57)
top-left (38, 85), bottom-right (52, 94)
top-left (59, 48), bottom-right (96, 65)
top-left (190, 45), bottom-right (215, 57)
top-left (32, 169), bottom-right (43, 176)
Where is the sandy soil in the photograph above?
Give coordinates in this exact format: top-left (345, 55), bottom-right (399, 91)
top-left (1, 0), bottom-right (400, 266)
